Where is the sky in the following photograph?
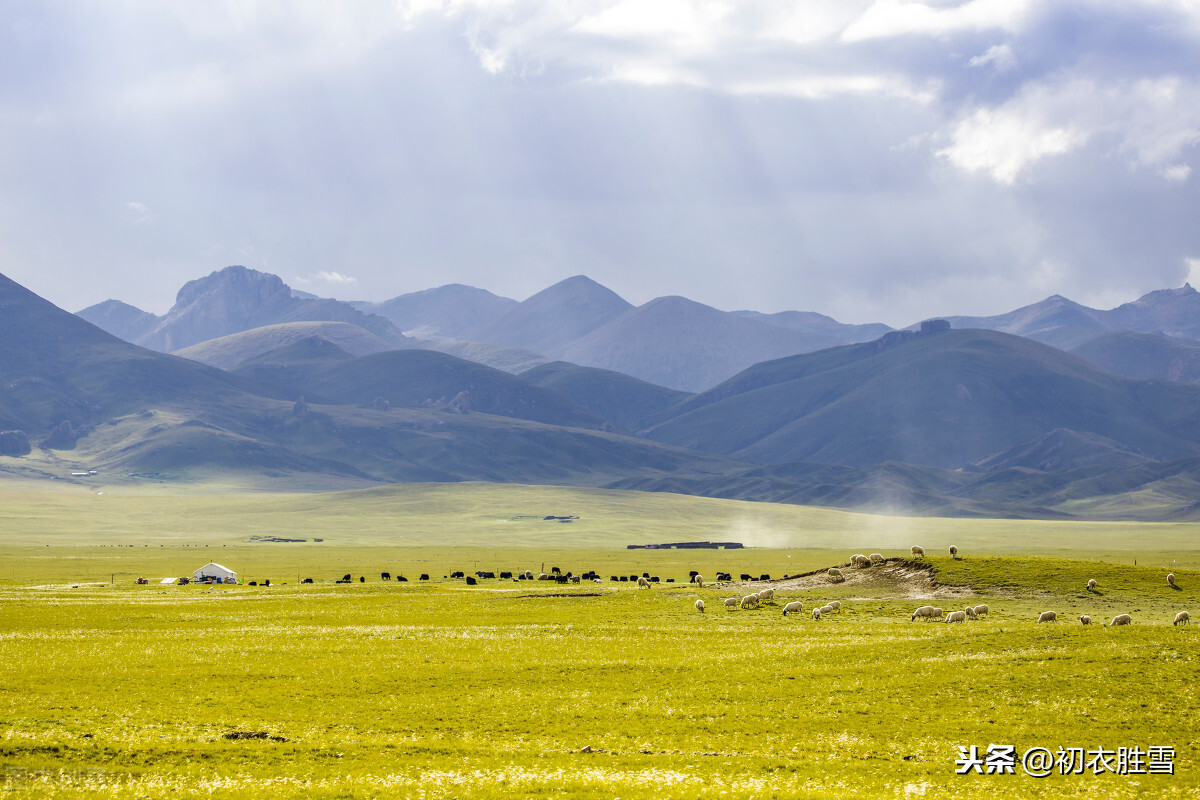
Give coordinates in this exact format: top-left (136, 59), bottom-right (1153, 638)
top-left (2, 1), bottom-right (1200, 327)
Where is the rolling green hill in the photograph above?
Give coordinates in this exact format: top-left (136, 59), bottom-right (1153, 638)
top-left (234, 347), bottom-right (608, 429)
top-left (173, 321), bottom-right (394, 368)
top-left (520, 360), bottom-right (692, 431)
top-left (1069, 330), bottom-right (1200, 383)
top-left (649, 327), bottom-right (1200, 470)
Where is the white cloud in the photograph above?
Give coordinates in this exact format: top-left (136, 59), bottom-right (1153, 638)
top-left (841, 0), bottom-right (1031, 42)
top-left (939, 78), bottom-right (1200, 184)
top-left (124, 201), bottom-right (152, 224)
top-left (968, 43), bottom-right (1016, 72)
top-left (1162, 164), bottom-right (1192, 182)
top-left (303, 271), bottom-right (358, 285)
top-left (938, 106), bottom-right (1084, 185)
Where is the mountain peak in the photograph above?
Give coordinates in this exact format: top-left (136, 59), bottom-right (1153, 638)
top-left (474, 275), bottom-right (633, 357)
top-left (175, 265), bottom-right (290, 308)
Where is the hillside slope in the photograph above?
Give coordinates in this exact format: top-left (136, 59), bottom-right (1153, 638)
top-left (520, 361), bottom-right (692, 431)
top-left (561, 296), bottom-right (840, 392)
top-left (174, 322), bottom-right (395, 369)
top-left (649, 327), bottom-right (1200, 470)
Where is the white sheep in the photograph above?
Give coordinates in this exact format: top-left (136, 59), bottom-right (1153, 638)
top-left (827, 600), bottom-right (841, 612)
top-left (851, 554), bottom-right (870, 567)
top-left (693, 574), bottom-right (704, 587)
top-left (1167, 573), bottom-right (1176, 587)
top-left (1087, 578), bottom-right (1097, 591)
top-left (911, 545), bottom-right (925, 558)
top-left (911, 605), bottom-right (938, 622)
top-left (1037, 611), bottom-right (1057, 623)
top-left (1174, 610), bottom-right (1190, 626)
top-left (695, 599), bottom-right (705, 613)
top-left (949, 545), bottom-right (958, 558)
top-left (827, 567), bottom-right (844, 581)
top-left (724, 597), bottom-right (739, 610)
top-left (945, 610), bottom-right (966, 623)
top-left (538, 573), bottom-right (549, 580)
top-left (974, 604), bottom-right (989, 617)
top-left (1080, 615), bottom-right (1091, 625)
top-left (869, 553), bottom-right (883, 563)
top-left (1109, 613), bottom-right (1132, 626)
top-left (637, 576), bottom-right (650, 588)
top-left (812, 607), bottom-right (823, 620)
top-left (740, 594), bottom-right (759, 609)
top-left (757, 588), bottom-right (775, 601)
top-left (964, 606), bottom-right (978, 620)
top-left (593, 578), bottom-right (602, 583)
top-left (782, 601), bottom-right (804, 616)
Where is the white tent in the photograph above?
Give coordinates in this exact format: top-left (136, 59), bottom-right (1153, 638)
top-left (193, 562), bottom-right (237, 583)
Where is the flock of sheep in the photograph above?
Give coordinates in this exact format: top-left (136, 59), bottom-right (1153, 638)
top-left (684, 545), bottom-right (1191, 628)
top-left (1033, 573), bottom-right (1191, 627)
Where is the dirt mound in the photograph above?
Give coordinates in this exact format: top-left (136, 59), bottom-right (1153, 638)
top-left (714, 559), bottom-right (976, 601)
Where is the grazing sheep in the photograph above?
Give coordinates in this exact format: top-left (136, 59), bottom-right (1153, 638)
top-left (692, 574), bottom-right (704, 587)
top-left (1087, 578), bottom-right (1097, 591)
top-left (818, 604), bottom-right (836, 616)
top-left (945, 610), bottom-right (967, 623)
top-left (827, 567), bottom-right (843, 581)
top-left (965, 606), bottom-right (978, 620)
top-left (724, 597), bottom-right (739, 610)
top-left (949, 545), bottom-right (958, 558)
top-left (827, 601), bottom-right (841, 612)
top-left (911, 606), bottom-right (938, 622)
top-left (695, 599), bottom-right (705, 613)
top-left (1037, 611), bottom-right (1057, 623)
top-left (758, 588), bottom-right (775, 601)
top-left (851, 554), bottom-right (870, 567)
top-left (1109, 613), bottom-right (1132, 626)
top-left (740, 594), bottom-right (759, 609)
top-left (782, 601), bottom-right (804, 616)
top-left (812, 607), bottom-right (823, 620)
top-left (1167, 573), bottom-right (1176, 587)
top-left (869, 553), bottom-right (884, 563)
top-left (1080, 615), bottom-right (1091, 625)
top-left (911, 545), bottom-right (925, 558)
top-left (1174, 610), bottom-right (1189, 626)
top-left (637, 576), bottom-right (650, 588)
top-left (974, 604), bottom-right (989, 617)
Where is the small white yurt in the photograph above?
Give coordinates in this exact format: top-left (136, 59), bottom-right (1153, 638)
top-left (193, 563), bottom-right (237, 583)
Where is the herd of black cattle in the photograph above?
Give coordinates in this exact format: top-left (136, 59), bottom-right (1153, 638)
top-left (248, 568), bottom-right (775, 587)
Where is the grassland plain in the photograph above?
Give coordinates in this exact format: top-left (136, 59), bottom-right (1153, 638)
top-left (1, 483), bottom-right (1199, 798)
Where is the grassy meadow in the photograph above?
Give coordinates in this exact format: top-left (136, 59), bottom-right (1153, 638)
top-left (1, 482), bottom-right (1198, 798)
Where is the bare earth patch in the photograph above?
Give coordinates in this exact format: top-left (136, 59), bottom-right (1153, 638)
top-left (713, 559), bottom-right (977, 601)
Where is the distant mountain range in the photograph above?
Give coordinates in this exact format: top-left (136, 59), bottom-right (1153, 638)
top-left (4, 271), bottom-right (735, 488)
top-left (77, 265), bottom-right (1200, 393)
top-left (0, 265), bottom-right (1192, 520)
top-left (78, 266), bottom-right (407, 352)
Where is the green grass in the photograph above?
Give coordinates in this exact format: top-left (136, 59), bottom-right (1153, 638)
top-left (2, 566), bottom-right (1197, 799)
top-left (2, 483), bottom-right (1199, 798)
